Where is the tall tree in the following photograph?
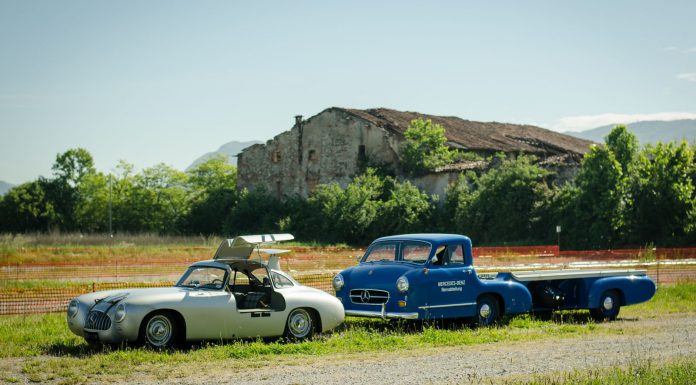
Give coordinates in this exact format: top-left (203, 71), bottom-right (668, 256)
top-left (626, 141), bottom-right (695, 246)
top-left (401, 118), bottom-right (456, 175)
top-left (185, 155), bottom-right (238, 235)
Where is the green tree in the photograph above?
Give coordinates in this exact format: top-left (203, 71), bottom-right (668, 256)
top-left (74, 172), bottom-right (110, 232)
top-left (379, 179), bottom-right (433, 234)
top-left (626, 141), bottom-right (695, 246)
top-left (401, 118), bottom-right (456, 175)
top-left (562, 145), bottom-right (623, 249)
top-left (185, 156), bottom-right (238, 235)
top-left (448, 154), bottom-right (551, 244)
top-left (605, 125), bottom-right (638, 176)
top-left (223, 187), bottom-right (284, 235)
top-left (0, 181), bottom-right (57, 232)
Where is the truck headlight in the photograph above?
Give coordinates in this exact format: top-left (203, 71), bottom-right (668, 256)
top-left (67, 300), bottom-right (78, 318)
top-left (332, 274), bottom-right (345, 291)
top-left (396, 276), bottom-right (409, 293)
top-left (114, 303), bottom-right (127, 323)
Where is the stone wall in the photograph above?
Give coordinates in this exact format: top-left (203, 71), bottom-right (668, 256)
top-left (238, 108), bottom-right (403, 198)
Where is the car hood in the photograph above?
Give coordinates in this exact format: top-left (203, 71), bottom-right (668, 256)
top-left (342, 262), bottom-right (420, 288)
top-left (77, 286), bottom-right (206, 308)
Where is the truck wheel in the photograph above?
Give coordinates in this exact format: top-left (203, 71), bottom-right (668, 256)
top-left (141, 312), bottom-right (178, 348)
top-left (476, 295), bottom-right (499, 326)
top-left (590, 290), bottom-right (620, 322)
top-left (284, 308), bottom-right (315, 341)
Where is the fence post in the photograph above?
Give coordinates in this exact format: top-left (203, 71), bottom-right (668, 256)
top-left (92, 282), bottom-right (95, 292)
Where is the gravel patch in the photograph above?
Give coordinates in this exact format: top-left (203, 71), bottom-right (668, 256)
top-left (146, 316), bottom-right (696, 385)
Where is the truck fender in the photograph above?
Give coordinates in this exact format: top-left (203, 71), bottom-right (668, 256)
top-left (587, 276), bottom-right (656, 309)
top-left (481, 280), bottom-right (532, 315)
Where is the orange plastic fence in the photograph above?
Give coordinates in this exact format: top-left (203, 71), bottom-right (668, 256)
top-left (0, 273), bottom-right (335, 316)
top-left (473, 245), bottom-right (560, 257)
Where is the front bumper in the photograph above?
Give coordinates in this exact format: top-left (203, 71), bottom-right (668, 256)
top-left (345, 309), bottom-right (419, 319)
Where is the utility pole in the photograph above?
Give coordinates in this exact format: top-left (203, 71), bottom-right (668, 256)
top-left (108, 173), bottom-right (113, 238)
top-left (556, 225), bottom-right (562, 255)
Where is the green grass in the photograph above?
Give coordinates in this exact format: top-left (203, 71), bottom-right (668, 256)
top-left (0, 283), bottom-right (694, 384)
top-left (502, 358), bottom-right (696, 385)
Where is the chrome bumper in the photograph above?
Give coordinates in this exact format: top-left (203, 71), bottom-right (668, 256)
top-left (345, 309), bottom-right (419, 320)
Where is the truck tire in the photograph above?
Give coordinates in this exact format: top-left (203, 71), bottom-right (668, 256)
top-left (590, 290), bottom-right (620, 322)
top-left (476, 295), bottom-right (499, 326)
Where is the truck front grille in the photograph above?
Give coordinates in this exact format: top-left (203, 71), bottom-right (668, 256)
top-left (350, 289), bottom-right (390, 304)
top-left (85, 311), bottom-right (111, 331)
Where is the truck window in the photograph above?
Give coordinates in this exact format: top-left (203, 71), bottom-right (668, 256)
top-left (363, 243), bottom-right (397, 262)
top-left (448, 245), bottom-right (465, 265)
top-left (401, 241), bottom-right (431, 264)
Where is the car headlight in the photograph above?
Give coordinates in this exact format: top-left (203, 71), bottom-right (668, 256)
top-left (332, 274), bottom-right (345, 291)
top-left (396, 276), bottom-right (409, 293)
top-left (67, 300), bottom-right (79, 318)
top-left (114, 303), bottom-right (127, 323)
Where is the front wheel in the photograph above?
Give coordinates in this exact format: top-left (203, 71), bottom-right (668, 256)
top-left (284, 308), bottom-right (315, 341)
top-left (141, 312), bottom-right (178, 348)
top-left (475, 295), bottom-right (499, 326)
top-left (590, 290), bottom-right (620, 322)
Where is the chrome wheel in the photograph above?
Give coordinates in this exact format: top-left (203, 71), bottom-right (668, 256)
top-left (145, 314), bottom-right (173, 347)
top-left (602, 296), bottom-right (614, 311)
top-left (286, 309), bottom-right (313, 340)
top-left (475, 295), bottom-right (499, 327)
top-left (479, 304), bottom-right (491, 319)
top-left (590, 290), bottom-right (620, 322)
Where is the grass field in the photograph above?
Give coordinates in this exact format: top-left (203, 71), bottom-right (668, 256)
top-left (500, 359), bottom-right (696, 385)
top-left (0, 284), bottom-right (694, 384)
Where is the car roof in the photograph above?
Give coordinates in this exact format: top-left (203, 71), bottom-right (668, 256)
top-left (373, 233), bottom-right (472, 246)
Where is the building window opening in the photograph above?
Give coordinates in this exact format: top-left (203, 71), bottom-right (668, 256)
top-left (308, 149), bottom-right (317, 161)
top-left (272, 150), bottom-right (281, 163)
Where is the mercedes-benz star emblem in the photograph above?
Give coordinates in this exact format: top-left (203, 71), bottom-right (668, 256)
top-left (361, 291), bottom-right (371, 303)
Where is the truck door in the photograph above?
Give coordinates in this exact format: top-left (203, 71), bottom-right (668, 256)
top-left (423, 244), bottom-right (477, 319)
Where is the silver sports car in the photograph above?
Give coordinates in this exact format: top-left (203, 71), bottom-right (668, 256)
top-left (66, 234), bottom-right (344, 347)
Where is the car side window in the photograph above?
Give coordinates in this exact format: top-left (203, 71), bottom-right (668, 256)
top-left (447, 245), bottom-right (465, 265)
top-left (272, 272), bottom-right (294, 288)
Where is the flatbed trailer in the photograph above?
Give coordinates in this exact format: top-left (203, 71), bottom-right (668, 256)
top-left (334, 234), bottom-right (656, 324)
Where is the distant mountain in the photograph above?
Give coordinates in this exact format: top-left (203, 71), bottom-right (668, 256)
top-left (187, 140), bottom-right (262, 170)
top-left (568, 120), bottom-right (696, 145)
top-left (0, 180), bottom-right (13, 195)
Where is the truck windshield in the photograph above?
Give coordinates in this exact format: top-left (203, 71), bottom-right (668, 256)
top-left (362, 241), bottom-right (432, 264)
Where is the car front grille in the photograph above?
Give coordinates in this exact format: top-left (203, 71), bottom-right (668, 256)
top-left (85, 311), bottom-right (112, 331)
top-left (350, 289), bottom-right (390, 304)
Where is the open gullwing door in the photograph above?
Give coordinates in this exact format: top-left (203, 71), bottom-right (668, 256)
top-left (213, 233), bottom-right (294, 261)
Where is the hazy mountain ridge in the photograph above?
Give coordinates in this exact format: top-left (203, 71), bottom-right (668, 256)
top-left (187, 140), bottom-right (262, 170)
top-left (0, 180), bottom-right (14, 195)
top-left (568, 120), bottom-right (696, 145)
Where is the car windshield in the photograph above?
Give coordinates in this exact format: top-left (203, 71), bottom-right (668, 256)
top-left (362, 241), bottom-right (432, 264)
top-left (176, 266), bottom-right (227, 290)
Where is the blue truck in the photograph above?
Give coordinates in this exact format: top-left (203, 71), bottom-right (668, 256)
top-left (332, 234), bottom-right (656, 324)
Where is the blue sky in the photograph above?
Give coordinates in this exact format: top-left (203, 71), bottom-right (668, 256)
top-left (1, 1), bottom-right (695, 184)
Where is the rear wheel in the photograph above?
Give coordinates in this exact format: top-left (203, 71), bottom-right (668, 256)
top-left (475, 295), bottom-right (499, 326)
top-left (284, 308), bottom-right (315, 340)
top-left (590, 290), bottom-right (620, 322)
top-left (141, 312), bottom-right (178, 348)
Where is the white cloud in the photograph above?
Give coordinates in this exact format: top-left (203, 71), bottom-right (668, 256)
top-left (553, 112), bottom-right (696, 132)
top-left (677, 73), bottom-right (696, 82)
top-left (664, 46), bottom-right (678, 51)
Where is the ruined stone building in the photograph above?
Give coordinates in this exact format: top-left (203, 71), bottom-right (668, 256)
top-left (237, 107), bottom-right (594, 199)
